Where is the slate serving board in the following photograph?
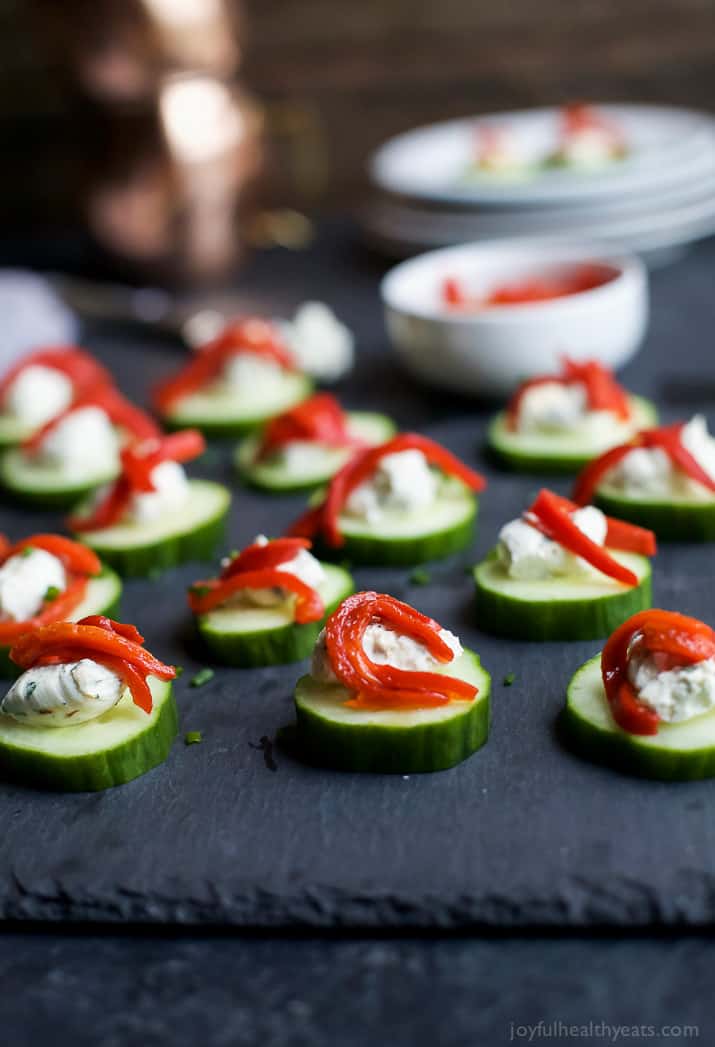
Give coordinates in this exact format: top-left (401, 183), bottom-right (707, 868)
top-left (2, 226), bottom-right (715, 930)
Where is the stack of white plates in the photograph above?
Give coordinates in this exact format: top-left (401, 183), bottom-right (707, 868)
top-left (364, 105), bottom-right (715, 264)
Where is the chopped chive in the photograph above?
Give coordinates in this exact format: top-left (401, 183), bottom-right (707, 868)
top-left (190, 667), bottom-right (214, 688)
top-left (44, 585), bottom-right (61, 602)
top-left (409, 567), bottom-right (431, 586)
top-left (174, 665), bottom-right (184, 677)
top-left (503, 672), bottom-right (515, 687)
top-left (184, 731), bottom-right (202, 745)
top-left (19, 547), bottom-right (34, 558)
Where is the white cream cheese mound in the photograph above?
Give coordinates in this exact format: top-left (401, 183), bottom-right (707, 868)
top-left (38, 405), bottom-right (120, 477)
top-left (606, 415), bottom-right (715, 500)
top-left (5, 364), bottom-right (73, 427)
top-left (345, 449), bottom-right (438, 523)
top-left (237, 534), bottom-right (325, 609)
top-left (557, 128), bottom-right (619, 168)
top-left (270, 440), bottom-right (336, 472)
top-left (628, 649), bottom-right (715, 724)
top-left (129, 459), bottom-right (191, 524)
top-left (0, 548), bottom-right (66, 622)
top-left (311, 622), bottom-right (463, 685)
top-left (1, 659), bottom-right (125, 727)
top-left (497, 505), bottom-right (608, 581)
top-left (283, 302), bottom-right (354, 382)
top-left (222, 352), bottom-right (285, 395)
top-left (516, 381), bottom-right (632, 442)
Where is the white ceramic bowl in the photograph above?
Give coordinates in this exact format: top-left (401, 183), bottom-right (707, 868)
top-left (381, 240), bottom-right (649, 397)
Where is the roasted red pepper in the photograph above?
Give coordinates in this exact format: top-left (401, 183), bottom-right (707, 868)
top-left (0, 347), bottom-right (114, 408)
top-left (69, 429), bottom-right (205, 532)
top-left (188, 536), bottom-right (324, 622)
top-left (506, 357), bottom-right (630, 431)
top-left (572, 423), bottom-right (715, 506)
top-left (0, 534), bottom-right (102, 644)
top-left (527, 490), bottom-right (656, 557)
top-left (256, 394), bottom-right (361, 462)
top-left (443, 269), bottom-right (612, 311)
top-left (601, 610), bottom-right (715, 735)
top-left (10, 616), bottom-right (176, 715)
top-left (23, 386), bottom-right (160, 453)
top-left (288, 433), bottom-right (486, 548)
top-left (323, 591), bottom-right (477, 710)
top-left (153, 319), bottom-right (296, 413)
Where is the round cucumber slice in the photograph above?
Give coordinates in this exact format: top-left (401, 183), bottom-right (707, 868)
top-left (161, 373), bottom-right (313, 437)
top-left (487, 395), bottom-right (657, 473)
top-left (196, 563), bottom-right (354, 667)
top-left (293, 648), bottom-right (490, 773)
top-left (0, 414), bottom-right (32, 448)
top-left (234, 411), bottom-right (397, 492)
top-left (0, 567), bottom-right (123, 678)
top-left (563, 654), bottom-right (715, 780)
top-left (0, 677), bottom-right (177, 791)
top-left (317, 482), bottom-right (477, 566)
top-left (595, 484), bottom-right (715, 542)
top-left (0, 447), bottom-right (118, 508)
top-left (473, 547), bottom-right (651, 641)
top-left (73, 479), bottom-right (230, 577)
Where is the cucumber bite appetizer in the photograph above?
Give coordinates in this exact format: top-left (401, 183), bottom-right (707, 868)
top-left (235, 392), bottom-right (395, 492)
top-left (573, 416), bottom-right (715, 541)
top-left (0, 345), bottom-right (113, 448)
top-left (0, 385), bottom-right (160, 507)
top-left (292, 591), bottom-right (490, 773)
top-left (189, 535), bottom-right (353, 667)
top-left (0, 533), bottom-right (121, 676)
top-left (69, 430), bottom-right (230, 577)
top-left (0, 616), bottom-right (177, 790)
top-left (288, 433), bottom-right (486, 566)
top-left (546, 103), bottom-right (627, 169)
top-left (488, 357), bottom-right (656, 472)
top-left (153, 318), bottom-right (312, 436)
top-left (564, 609), bottom-right (715, 780)
top-left (473, 488), bottom-right (655, 641)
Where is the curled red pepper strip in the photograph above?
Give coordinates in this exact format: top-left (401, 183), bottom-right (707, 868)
top-left (0, 347), bottom-right (114, 405)
top-left (256, 394), bottom-right (362, 462)
top-left (10, 616), bottom-right (176, 715)
top-left (573, 423), bottom-right (715, 506)
top-left (525, 489), bottom-right (639, 587)
top-left (506, 357), bottom-right (630, 431)
top-left (288, 433), bottom-right (486, 548)
top-left (526, 491), bottom-right (656, 557)
top-left (221, 537), bottom-right (311, 578)
top-left (323, 591), bottom-right (476, 710)
top-left (601, 610), bottom-right (715, 736)
top-left (188, 569), bottom-right (324, 623)
top-left (152, 319), bottom-right (296, 412)
top-left (24, 387), bottom-right (160, 453)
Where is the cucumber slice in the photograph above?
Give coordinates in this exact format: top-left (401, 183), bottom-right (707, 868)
top-left (73, 479), bottom-right (230, 577)
top-left (293, 648), bottom-right (490, 773)
top-left (563, 654), bottom-right (715, 780)
top-left (317, 482), bottom-right (477, 566)
top-left (487, 396), bottom-right (657, 473)
top-left (0, 414), bottom-right (32, 448)
top-left (595, 484), bottom-right (715, 542)
top-left (0, 447), bottom-right (118, 508)
top-left (196, 563), bottom-right (354, 667)
top-left (473, 547), bottom-right (651, 641)
top-left (234, 412), bottom-right (397, 492)
top-left (0, 567), bottom-right (123, 678)
top-left (161, 373), bottom-right (313, 437)
top-left (0, 677), bottom-right (177, 791)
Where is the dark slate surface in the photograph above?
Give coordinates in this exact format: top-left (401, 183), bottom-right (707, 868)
top-left (2, 223), bottom-right (715, 929)
top-left (1, 930), bottom-right (712, 1047)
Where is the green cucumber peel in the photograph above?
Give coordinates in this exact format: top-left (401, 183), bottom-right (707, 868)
top-left (161, 372), bottom-right (313, 437)
top-left (595, 485), bottom-right (715, 542)
top-left (0, 447), bottom-right (119, 508)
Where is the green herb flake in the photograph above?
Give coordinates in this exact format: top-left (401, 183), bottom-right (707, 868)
top-left (190, 668), bottom-right (215, 688)
top-left (25, 681), bottom-right (37, 699)
top-left (189, 584), bottom-right (211, 598)
top-left (184, 731), bottom-right (202, 745)
top-left (174, 665), bottom-right (184, 678)
top-left (503, 672), bottom-right (515, 687)
top-left (44, 585), bottom-right (62, 602)
top-left (19, 547), bottom-right (34, 558)
top-left (409, 567), bottom-right (431, 586)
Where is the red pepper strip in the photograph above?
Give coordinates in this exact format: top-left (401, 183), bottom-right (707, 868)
top-left (0, 535), bottom-right (10, 560)
top-left (5, 534), bottom-right (101, 575)
top-left (152, 319), bottom-right (296, 412)
top-left (572, 441), bottom-right (638, 506)
top-left (642, 424), bottom-right (715, 495)
top-left (529, 490), bottom-right (656, 557)
top-left (527, 489), bottom-right (639, 587)
top-left (506, 356), bottom-right (630, 431)
top-left (68, 477), bottom-right (131, 533)
top-left (188, 568), bottom-right (324, 623)
top-left (221, 537), bottom-right (311, 578)
top-left (291, 434), bottom-right (486, 548)
top-left (287, 504), bottom-right (325, 540)
top-left (0, 576), bottom-right (89, 644)
top-left (256, 394), bottom-right (361, 461)
top-left (24, 387), bottom-right (159, 453)
top-left (601, 610), bottom-right (715, 735)
top-left (442, 278), bottom-right (468, 308)
top-left (323, 591), bottom-right (477, 711)
top-left (79, 615), bottom-right (144, 646)
top-left (0, 347), bottom-right (114, 403)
